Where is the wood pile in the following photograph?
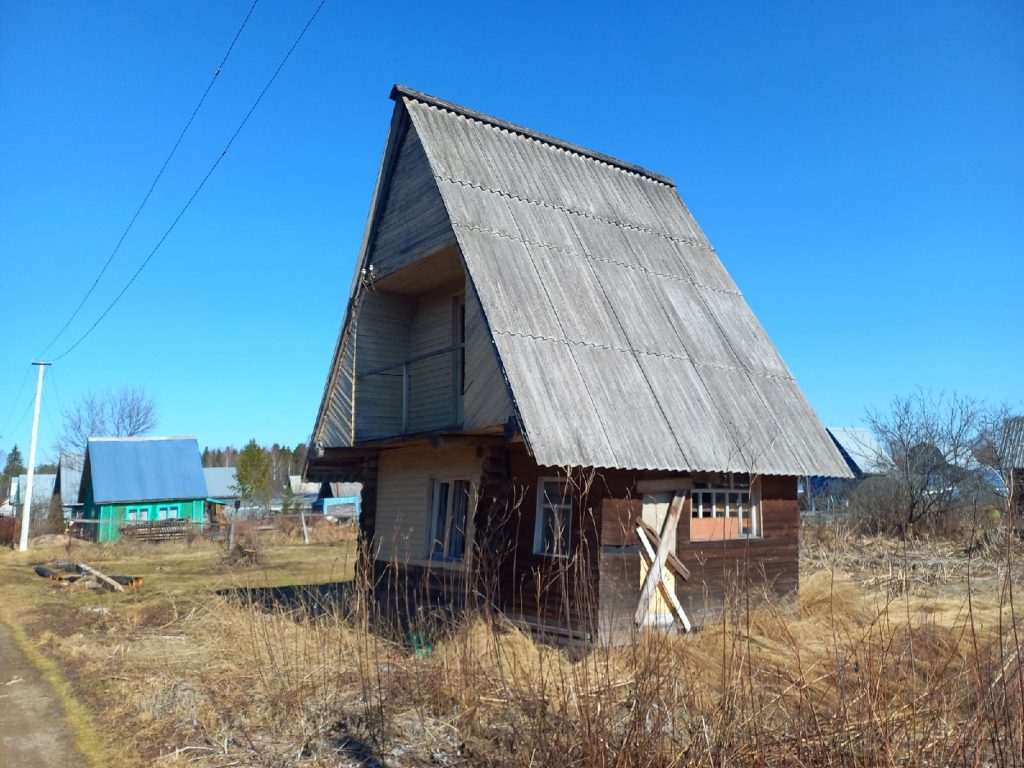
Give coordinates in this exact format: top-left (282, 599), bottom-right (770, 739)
top-left (33, 561), bottom-right (143, 591)
top-left (119, 519), bottom-right (194, 542)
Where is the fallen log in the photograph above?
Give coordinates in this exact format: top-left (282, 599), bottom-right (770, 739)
top-left (75, 563), bottom-right (125, 592)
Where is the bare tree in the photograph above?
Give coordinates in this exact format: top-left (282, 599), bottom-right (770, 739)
top-left (975, 405), bottom-right (1022, 520)
top-left (57, 387), bottom-right (158, 455)
top-left (867, 390), bottom-right (985, 535)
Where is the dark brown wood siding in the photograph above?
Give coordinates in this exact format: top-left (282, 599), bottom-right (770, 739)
top-left (363, 438), bottom-right (801, 644)
top-left (674, 475), bottom-right (800, 625)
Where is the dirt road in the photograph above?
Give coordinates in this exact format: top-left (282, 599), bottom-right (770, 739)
top-left (0, 621), bottom-right (85, 768)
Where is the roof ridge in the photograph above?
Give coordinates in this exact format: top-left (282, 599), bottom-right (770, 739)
top-left (391, 84), bottom-right (676, 188)
top-left (87, 435), bottom-right (197, 443)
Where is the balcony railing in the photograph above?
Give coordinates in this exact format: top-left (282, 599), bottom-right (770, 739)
top-left (356, 343), bottom-right (464, 440)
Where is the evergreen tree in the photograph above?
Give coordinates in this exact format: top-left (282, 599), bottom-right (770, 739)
top-left (234, 439), bottom-right (273, 514)
top-left (2, 445), bottom-right (25, 497)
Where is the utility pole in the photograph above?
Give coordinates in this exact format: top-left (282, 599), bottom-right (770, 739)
top-left (19, 362), bottom-right (51, 552)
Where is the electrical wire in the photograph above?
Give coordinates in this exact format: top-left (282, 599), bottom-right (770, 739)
top-left (34, 0), bottom-right (261, 360)
top-left (51, 0), bottom-right (328, 362)
top-left (0, 364), bottom-right (33, 439)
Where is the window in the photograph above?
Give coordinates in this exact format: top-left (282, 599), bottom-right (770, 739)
top-left (690, 476), bottom-right (760, 540)
top-left (429, 480), bottom-right (470, 561)
top-left (157, 505), bottom-right (180, 520)
top-left (533, 479), bottom-right (572, 557)
top-left (125, 506), bottom-right (147, 523)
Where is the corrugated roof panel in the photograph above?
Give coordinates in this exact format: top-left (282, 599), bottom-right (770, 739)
top-left (670, 240), bottom-right (739, 293)
top-left (454, 225), bottom-right (564, 339)
top-left (568, 214), bottom-right (644, 269)
top-left (700, 289), bottom-right (791, 377)
top-left (440, 178), bottom-right (520, 234)
top-left (634, 356), bottom-right (745, 472)
top-left (655, 279), bottom-right (741, 368)
top-left (86, 437), bottom-right (207, 504)
top-left (526, 241), bottom-right (629, 350)
top-left (502, 193), bottom-right (581, 253)
top-left (568, 344), bottom-right (689, 470)
top-left (587, 259), bottom-right (689, 358)
top-left (695, 366), bottom-right (803, 475)
top-left (492, 333), bottom-right (615, 468)
top-left (1002, 417), bottom-right (1024, 469)
top-left (640, 181), bottom-right (709, 244)
top-left (615, 225), bottom-right (692, 281)
top-left (754, 377), bottom-right (852, 477)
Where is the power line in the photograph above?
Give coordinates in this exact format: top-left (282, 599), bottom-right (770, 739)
top-left (51, 0), bottom-right (328, 362)
top-left (0, 364), bottom-right (32, 438)
top-left (48, 365), bottom-right (66, 420)
top-left (34, 0), bottom-right (261, 360)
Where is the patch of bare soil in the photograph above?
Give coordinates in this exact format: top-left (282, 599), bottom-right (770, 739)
top-left (0, 621), bottom-right (85, 768)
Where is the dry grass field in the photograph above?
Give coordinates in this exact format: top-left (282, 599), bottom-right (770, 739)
top-left (0, 521), bottom-right (1021, 767)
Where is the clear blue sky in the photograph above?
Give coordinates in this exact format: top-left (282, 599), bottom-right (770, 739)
top-left (1, 1), bottom-right (1021, 464)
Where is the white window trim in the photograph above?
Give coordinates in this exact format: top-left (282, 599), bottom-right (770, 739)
top-left (690, 477), bottom-right (762, 540)
top-left (428, 478), bottom-right (472, 562)
top-left (156, 504), bottom-right (181, 520)
top-left (125, 506), bottom-right (147, 522)
top-left (532, 477), bottom-right (573, 558)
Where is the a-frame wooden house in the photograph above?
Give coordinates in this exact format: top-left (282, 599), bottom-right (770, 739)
top-left (306, 86), bottom-right (851, 642)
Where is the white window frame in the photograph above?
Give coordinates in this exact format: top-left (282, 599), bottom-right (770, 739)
top-left (532, 477), bottom-right (573, 557)
top-left (690, 476), bottom-right (761, 540)
top-left (428, 478), bottom-right (471, 562)
top-left (125, 506), bottom-right (147, 523)
top-left (156, 504), bottom-right (181, 520)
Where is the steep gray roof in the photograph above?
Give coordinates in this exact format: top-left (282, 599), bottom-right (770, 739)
top-left (1002, 417), bottom-right (1024, 469)
top-left (826, 428), bottom-right (886, 477)
top-left (55, 451), bottom-right (84, 507)
top-left (314, 87), bottom-right (851, 478)
top-left (82, 437), bottom-right (207, 504)
top-left (13, 473), bottom-right (56, 507)
top-left (203, 467), bottom-right (238, 499)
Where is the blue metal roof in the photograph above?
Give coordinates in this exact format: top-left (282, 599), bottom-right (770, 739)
top-left (82, 437), bottom-right (207, 504)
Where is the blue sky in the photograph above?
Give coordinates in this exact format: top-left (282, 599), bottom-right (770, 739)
top-left (1, 0), bottom-right (1021, 463)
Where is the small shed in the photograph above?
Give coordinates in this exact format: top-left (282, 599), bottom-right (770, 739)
top-left (203, 466), bottom-right (239, 530)
top-left (314, 481), bottom-right (362, 522)
top-left (79, 437), bottom-right (207, 542)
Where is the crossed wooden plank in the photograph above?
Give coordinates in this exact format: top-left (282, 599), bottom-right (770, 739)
top-left (634, 492), bottom-right (692, 632)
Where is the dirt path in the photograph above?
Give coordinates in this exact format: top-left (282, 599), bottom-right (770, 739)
top-left (0, 621), bottom-right (85, 768)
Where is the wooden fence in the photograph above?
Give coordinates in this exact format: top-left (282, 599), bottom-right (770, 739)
top-left (0, 516), bottom-right (21, 546)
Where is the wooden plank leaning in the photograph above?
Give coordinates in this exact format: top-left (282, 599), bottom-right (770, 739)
top-left (635, 518), bottom-right (691, 581)
top-left (636, 525), bottom-right (692, 632)
top-left (76, 563), bottom-right (125, 592)
top-left (634, 492), bottom-right (690, 631)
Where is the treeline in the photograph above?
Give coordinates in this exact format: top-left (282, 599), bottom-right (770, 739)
top-left (202, 442), bottom-right (309, 488)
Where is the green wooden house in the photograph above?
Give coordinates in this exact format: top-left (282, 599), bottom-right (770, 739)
top-left (79, 436), bottom-right (208, 542)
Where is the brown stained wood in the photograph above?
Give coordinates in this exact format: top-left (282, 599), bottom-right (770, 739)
top-left (599, 498), bottom-right (640, 546)
top-left (635, 477), bottom-right (693, 494)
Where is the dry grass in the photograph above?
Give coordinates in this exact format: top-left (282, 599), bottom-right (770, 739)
top-left (1, 525), bottom-right (1022, 767)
